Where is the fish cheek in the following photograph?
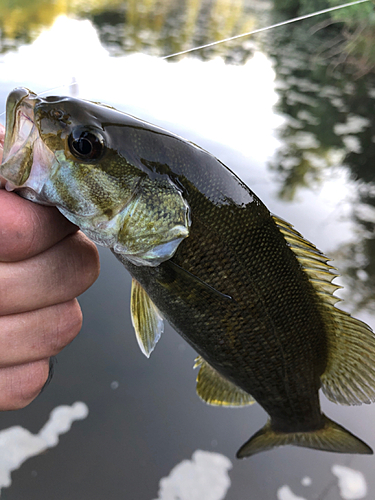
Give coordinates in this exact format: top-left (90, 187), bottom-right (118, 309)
top-left (114, 177), bottom-right (190, 266)
top-left (47, 166), bottom-right (83, 215)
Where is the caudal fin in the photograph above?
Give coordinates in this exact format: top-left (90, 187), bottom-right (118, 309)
top-left (237, 415), bottom-right (373, 458)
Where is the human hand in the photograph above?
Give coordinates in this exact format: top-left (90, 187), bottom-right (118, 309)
top-left (0, 124), bottom-right (100, 410)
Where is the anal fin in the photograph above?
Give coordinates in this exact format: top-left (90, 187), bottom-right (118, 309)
top-left (194, 356), bottom-right (254, 407)
top-left (130, 279), bottom-right (163, 358)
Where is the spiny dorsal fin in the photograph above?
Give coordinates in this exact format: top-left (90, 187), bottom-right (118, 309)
top-left (273, 215), bottom-right (341, 299)
top-left (194, 356), bottom-right (255, 407)
top-left (130, 278), bottom-right (163, 358)
top-left (273, 215), bottom-right (375, 405)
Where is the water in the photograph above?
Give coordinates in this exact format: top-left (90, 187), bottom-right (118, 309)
top-left (0, 1), bottom-right (374, 498)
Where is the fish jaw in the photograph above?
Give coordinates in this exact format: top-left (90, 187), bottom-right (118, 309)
top-left (0, 88), bottom-right (56, 205)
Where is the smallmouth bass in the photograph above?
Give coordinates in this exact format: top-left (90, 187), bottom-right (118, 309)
top-left (1, 87), bottom-right (375, 458)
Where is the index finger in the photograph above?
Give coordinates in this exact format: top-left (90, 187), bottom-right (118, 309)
top-left (0, 190), bottom-right (78, 262)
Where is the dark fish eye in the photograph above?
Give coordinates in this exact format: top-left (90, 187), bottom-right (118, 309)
top-left (68, 127), bottom-right (105, 161)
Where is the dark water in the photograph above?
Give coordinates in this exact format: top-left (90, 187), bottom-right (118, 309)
top-left (0, 1), bottom-right (375, 499)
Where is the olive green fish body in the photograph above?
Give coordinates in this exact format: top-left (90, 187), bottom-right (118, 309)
top-left (2, 88), bottom-right (375, 457)
top-left (118, 184), bottom-right (327, 432)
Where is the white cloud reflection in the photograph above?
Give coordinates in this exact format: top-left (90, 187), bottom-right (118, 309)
top-left (331, 465), bottom-right (367, 500)
top-left (153, 450), bottom-right (232, 500)
top-left (277, 485), bottom-right (307, 500)
top-left (278, 466), bottom-right (368, 500)
top-left (0, 402), bottom-right (88, 496)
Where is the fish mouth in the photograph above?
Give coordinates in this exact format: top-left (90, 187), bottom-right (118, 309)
top-left (0, 88), bottom-right (40, 189)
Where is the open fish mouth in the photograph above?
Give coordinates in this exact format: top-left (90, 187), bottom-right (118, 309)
top-left (0, 88), bottom-right (40, 189)
top-left (0, 88), bottom-right (56, 203)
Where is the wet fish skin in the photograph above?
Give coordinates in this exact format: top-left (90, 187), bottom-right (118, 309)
top-left (1, 88), bottom-right (374, 457)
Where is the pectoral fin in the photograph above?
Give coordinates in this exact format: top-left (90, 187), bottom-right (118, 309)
top-left (194, 356), bottom-right (255, 407)
top-left (130, 279), bottom-right (163, 358)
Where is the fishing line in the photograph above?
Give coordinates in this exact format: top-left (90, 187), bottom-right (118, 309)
top-left (0, 0), bottom-right (370, 121)
top-left (162, 0), bottom-right (370, 59)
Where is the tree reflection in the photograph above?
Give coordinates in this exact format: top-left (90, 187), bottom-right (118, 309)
top-left (0, 0), bottom-right (256, 62)
top-left (334, 182), bottom-right (375, 314)
top-left (267, 9), bottom-right (375, 312)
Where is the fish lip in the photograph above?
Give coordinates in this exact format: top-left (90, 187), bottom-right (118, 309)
top-left (0, 88), bottom-right (41, 188)
top-left (3, 88), bottom-right (38, 158)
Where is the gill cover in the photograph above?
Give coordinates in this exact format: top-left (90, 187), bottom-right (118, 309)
top-left (113, 176), bottom-right (190, 267)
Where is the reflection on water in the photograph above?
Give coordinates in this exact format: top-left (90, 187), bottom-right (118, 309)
top-left (332, 465), bottom-right (367, 500)
top-left (277, 466), bottom-right (367, 500)
top-left (0, 402), bottom-right (88, 495)
top-left (0, 0), bottom-right (258, 62)
top-left (277, 485), bottom-right (307, 500)
top-left (266, 14), bottom-right (375, 313)
top-left (154, 450), bottom-right (232, 500)
top-left (267, 22), bottom-right (375, 201)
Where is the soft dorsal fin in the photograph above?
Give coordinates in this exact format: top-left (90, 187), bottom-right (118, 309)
top-left (194, 356), bottom-right (255, 407)
top-left (130, 279), bottom-right (163, 358)
top-left (273, 215), bottom-right (375, 405)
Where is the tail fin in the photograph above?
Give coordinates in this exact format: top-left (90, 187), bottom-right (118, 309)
top-left (237, 415), bottom-right (373, 458)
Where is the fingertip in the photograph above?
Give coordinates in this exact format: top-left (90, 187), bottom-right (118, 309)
top-left (0, 359), bottom-right (51, 411)
top-left (73, 232), bottom-right (101, 292)
top-left (47, 299), bottom-right (84, 356)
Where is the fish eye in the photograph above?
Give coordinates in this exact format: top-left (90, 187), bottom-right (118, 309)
top-left (68, 127), bottom-right (105, 161)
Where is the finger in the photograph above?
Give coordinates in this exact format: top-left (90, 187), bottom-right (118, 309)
top-left (0, 190), bottom-right (78, 262)
top-left (0, 231), bottom-right (100, 315)
top-left (0, 359), bottom-right (50, 411)
top-left (0, 300), bottom-right (82, 367)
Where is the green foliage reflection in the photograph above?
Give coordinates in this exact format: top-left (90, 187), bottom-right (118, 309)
top-left (267, 12), bottom-right (375, 312)
top-left (0, 0), bottom-right (257, 61)
top-left (273, 0), bottom-right (375, 75)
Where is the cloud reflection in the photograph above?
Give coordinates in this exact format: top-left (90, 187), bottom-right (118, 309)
top-left (153, 450), bottom-right (232, 500)
top-left (0, 402), bottom-right (88, 495)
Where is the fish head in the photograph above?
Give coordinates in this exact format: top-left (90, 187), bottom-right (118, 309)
top-left (0, 88), bottom-right (190, 266)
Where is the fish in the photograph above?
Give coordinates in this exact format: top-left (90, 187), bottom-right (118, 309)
top-left (1, 87), bottom-right (375, 458)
